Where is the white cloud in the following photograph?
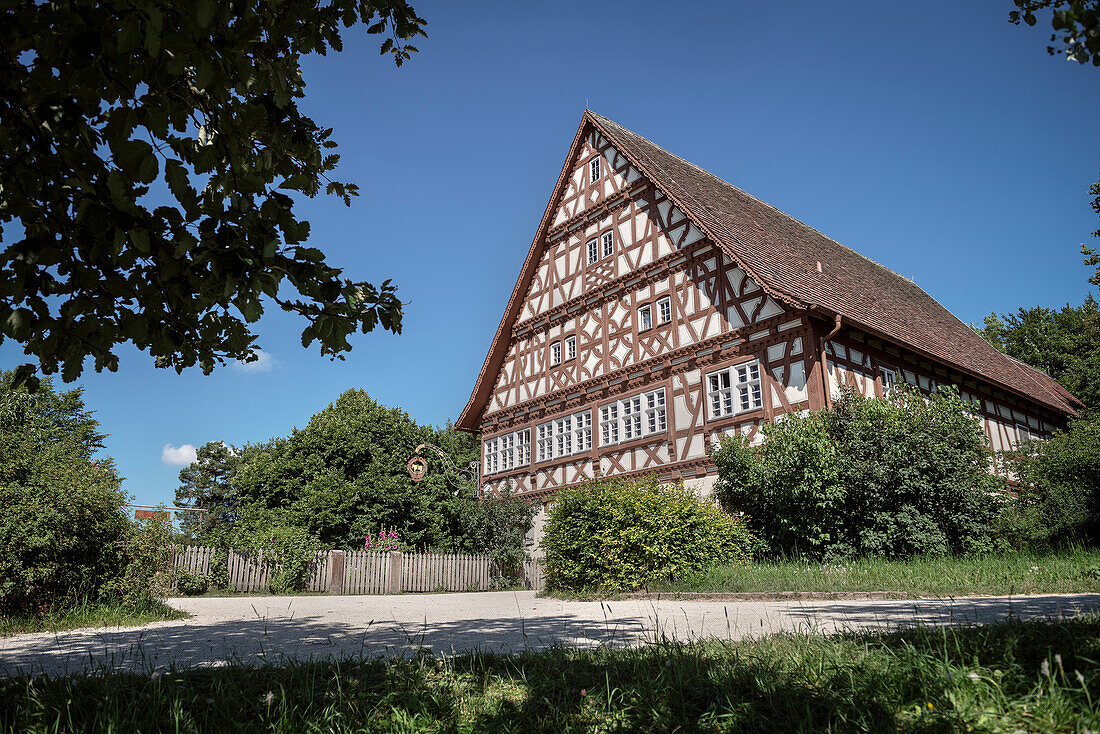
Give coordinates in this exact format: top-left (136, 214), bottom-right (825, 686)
top-left (232, 350), bottom-right (277, 373)
top-left (162, 443), bottom-right (198, 466)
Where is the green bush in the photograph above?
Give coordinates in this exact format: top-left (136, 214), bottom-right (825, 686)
top-left (0, 455), bottom-right (131, 614)
top-left (714, 386), bottom-right (1003, 561)
top-left (103, 515), bottom-right (175, 606)
top-left (0, 373), bottom-right (132, 614)
top-left (452, 482), bottom-right (535, 587)
top-left (247, 525), bottom-right (323, 594)
top-left (1000, 417), bottom-right (1100, 547)
top-left (174, 568), bottom-right (209, 596)
top-left (542, 475), bottom-right (756, 593)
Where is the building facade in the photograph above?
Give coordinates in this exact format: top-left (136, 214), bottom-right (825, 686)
top-left (457, 112), bottom-right (1081, 521)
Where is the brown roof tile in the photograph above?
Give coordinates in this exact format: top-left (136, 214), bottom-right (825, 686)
top-left (588, 112), bottom-right (1081, 417)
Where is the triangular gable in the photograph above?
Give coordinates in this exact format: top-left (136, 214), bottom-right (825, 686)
top-left (457, 111), bottom-right (790, 430)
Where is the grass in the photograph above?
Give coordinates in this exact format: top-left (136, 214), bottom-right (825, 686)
top-left (646, 546), bottom-right (1100, 597)
top-left (0, 598), bottom-right (187, 638)
top-left (2, 616), bottom-right (1099, 732)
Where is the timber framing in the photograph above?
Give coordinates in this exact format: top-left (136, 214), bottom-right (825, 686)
top-left (459, 111), bottom-right (1082, 504)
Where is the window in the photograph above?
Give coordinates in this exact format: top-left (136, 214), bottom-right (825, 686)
top-left (706, 361), bottom-right (763, 420)
top-left (599, 402), bottom-right (619, 445)
top-left (536, 410), bottom-right (592, 462)
top-left (565, 335), bottom-right (576, 361)
top-left (656, 296), bottom-right (672, 325)
top-left (589, 156), bottom-right (601, 183)
top-left (638, 305), bottom-right (653, 332)
top-left (601, 230), bottom-right (614, 259)
top-left (587, 238), bottom-right (599, 265)
top-left (1016, 423), bottom-right (1041, 445)
top-left (550, 341), bottom-right (561, 366)
top-left (645, 389), bottom-right (667, 434)
top-left (879, 367), bottom-right (897, 396)
top-left (599, 389), bottom-right (667, 446)
top-left (483, 430), bottom-right (530, 475)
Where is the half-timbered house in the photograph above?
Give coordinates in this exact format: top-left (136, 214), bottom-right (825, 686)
top-left (457, 111), bottom-right (1082, 537)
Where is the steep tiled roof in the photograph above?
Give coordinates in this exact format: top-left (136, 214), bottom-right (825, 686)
top-left (587, 113), bottom-right (1081, 417)
top-left (456, 113), bottom-right (1081, 429)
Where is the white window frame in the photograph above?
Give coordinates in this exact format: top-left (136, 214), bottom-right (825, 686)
top-left (599, 388), bottom-right (667, 446)
top-left (601, 230), bottom-right (614, 259)
top-left (589, 156), bottom-right (601, 183)
top-left (565, 335), bottom-right (576, 361)
top-left (586, 237), bottom-right (599, 265)
top-left (656, 296), bottom-right (672, 325)
top-left (484, 430), bottom-right (530, 476)
top-left (536, 410), bottom-right (592, 462)
top-left (878, 367), bottom-right (897, 396)
top-left (638, 304), bottom-right (653, 332)
top-left (550, 340), bottom-right (561, 366)
top-left (706, 360), bottom-right (763, 420)
top-left (1016, 423), bottom-right (1041, 445)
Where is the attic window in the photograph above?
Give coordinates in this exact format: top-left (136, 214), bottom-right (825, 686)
top-left (656, 296), bottom-right (672, 325)
top-left (601, 230), bottom-right (614, 258)
top-left (589, 156), bottom-right (601, 183)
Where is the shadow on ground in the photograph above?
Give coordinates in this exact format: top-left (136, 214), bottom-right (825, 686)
top-left (3, 592), bottom-right (1099, 678)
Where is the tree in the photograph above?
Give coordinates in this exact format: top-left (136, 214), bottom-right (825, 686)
top-left (174, 440), bottom-right (244, 540)
top-left (977, 298), bottom-right (1100, 412)
top-left (1084, 177), bottom-right (1100, 286)
top-left (0, 0), bottom-right (427, 390)
top-left (1010, 1), bottom-right (1100, 66)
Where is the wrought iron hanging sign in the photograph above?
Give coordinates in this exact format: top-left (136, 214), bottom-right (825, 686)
top-left (406, 443), bottom-right (480, 497)
top-left (407, 455), bottom-right (428, 483)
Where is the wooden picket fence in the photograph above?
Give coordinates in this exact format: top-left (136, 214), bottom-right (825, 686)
top-left (173, 546), bottom-right (545, 594)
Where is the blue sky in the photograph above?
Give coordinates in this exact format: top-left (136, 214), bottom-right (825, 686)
top-left (3, 0), bottom-right (1099, 508)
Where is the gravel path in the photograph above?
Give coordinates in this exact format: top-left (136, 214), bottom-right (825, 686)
top-left (3, 591), bottom-right (1099, 678)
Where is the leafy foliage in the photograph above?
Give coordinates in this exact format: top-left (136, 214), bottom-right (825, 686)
top-left (1010, 0), bottom-right (1100, 66)
top-left (542, 475), bottom-right (756, 593)
top-left (714, 387), bottom-right (1003, 561)
top-left (0, 0), bottom-right (427, 388)
top-left (180, 389), bottom-right (533, 568)
top-left (0, 371), bottom-right (130, 613)
top-left (244, 525), bottom-right (324, 595)
top-left (103, 515), bottom-right (176, 606)
top-left (175, 440), bottom-right (244, 540)
top-left (1001, 418), bottom-right (1100, 547)
top-left (174, 568), bottom-right (209, 596)
top-left (977, 298), bottom-right (1100, 412)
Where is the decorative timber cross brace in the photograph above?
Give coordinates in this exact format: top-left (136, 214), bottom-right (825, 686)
top-left (407, 443), bottom-right (481, 498)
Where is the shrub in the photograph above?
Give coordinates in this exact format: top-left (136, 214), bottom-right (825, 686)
top-left (542, 475), bottom-right (756, 593)
top-left (714, 386), bottom-right (1003, 561)
top-left (103, 515), bottom-right (176, 606)
top-left (248, 525), bottom-right (323, 594)
top-left (453, 482), bottom-right (535, 587)
top-left (0, 455), bottom-right (131, 614)
top-left (174, 568), bottom-right (209, 596)
top-left (1000, 417), bottom-right (1100, 547)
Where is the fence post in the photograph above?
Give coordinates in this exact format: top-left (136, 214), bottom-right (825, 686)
top-left (386, 551), bottom-right (402, 594)
top-left (327, 550), bottom-right (346, 595)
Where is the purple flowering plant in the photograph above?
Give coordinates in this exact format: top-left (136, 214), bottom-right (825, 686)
top-left (364, 529), bottom-right (400, 552)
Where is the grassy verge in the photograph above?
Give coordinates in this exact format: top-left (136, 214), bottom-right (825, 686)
top-left (645, 547), bottom-right (1100, 597)
top-left (2, 616), bottom-right (1098, 732)
top-left (0, 598), bottom-right (187, 637)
